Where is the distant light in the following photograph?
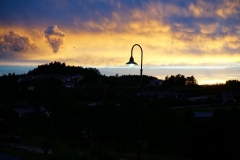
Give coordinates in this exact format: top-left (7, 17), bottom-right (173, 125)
top-left (128, 64), bottom-right (135, 68)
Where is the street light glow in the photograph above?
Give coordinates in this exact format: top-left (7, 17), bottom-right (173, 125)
top-left (128, 63), bottom-right (135, 68)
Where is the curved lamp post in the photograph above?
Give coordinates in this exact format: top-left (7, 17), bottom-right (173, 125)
top-left (126, 44), bottom-right (143, 160)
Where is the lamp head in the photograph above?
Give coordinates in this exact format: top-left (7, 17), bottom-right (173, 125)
top-left (126, 56), bottom-right (138, 68)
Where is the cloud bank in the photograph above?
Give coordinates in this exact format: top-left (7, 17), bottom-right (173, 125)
top-left (0, 31), bottom-right (37, 52)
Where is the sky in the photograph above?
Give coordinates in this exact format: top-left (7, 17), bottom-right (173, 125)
top-left (0, 0), bottom-right (240, 84)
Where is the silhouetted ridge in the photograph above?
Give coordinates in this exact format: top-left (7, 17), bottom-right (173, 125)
top-left (27, 61), bottom-right (101, 76)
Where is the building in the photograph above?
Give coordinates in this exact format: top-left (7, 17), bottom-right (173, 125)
top-left (149, 79), bottom-right (163, 86)
top-left (221, 91), bottom-right (240, 104)
top-left (13, 106), bottom-right (35, 117)
top-left (62, 74), bottom-right (84, 88)
top-left (28, 83), bottom-right (35, 90)
top-left (188, 95), bottom-right (216, 102)
top-left (140, 91), bottom-right (189, 99)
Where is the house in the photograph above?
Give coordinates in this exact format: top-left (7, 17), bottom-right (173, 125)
top-left (75, 74), bottom-right (83, 81)
top-left (62, 74), bottom-right (84, 88)
top-left (13, 106), bottom-right (35, 117)
top-left (149, 79), bottom-right (163, 86)
top-left (39, 105), bottom-right (51, 117)
top-left (17, 76), bottom-right (25, 83)
top-left (63, 82), bottom-right (75, 88)
top-left (28, 83), bottom-right (35, 90)
top-left (86, 101), bottom-right (103, 107)
top-left (188, 95), bottom-right (216, 102)
top-left (221, 91), bottom-right (240, 104)
top-left (140, 92), bottom-right (189, 99)
top-left (44, 111), bottom-right (51, 117)
top-left (13, 105), bottom-right (51, 117)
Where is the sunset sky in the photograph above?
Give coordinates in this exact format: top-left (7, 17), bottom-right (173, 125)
top-left (0, 0), bottom-right (240, 84)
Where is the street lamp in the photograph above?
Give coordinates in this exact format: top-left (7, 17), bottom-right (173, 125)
top-left (126, 44), bottom-right (143, 160)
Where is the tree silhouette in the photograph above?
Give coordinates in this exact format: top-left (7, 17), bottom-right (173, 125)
top-left (186, 76), bottom-right (197, 85)
top-left (163, 74), bottom-right (197, 86)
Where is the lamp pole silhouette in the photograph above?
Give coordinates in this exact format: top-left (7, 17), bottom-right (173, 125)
top-left (126, 44), bottom-right (143, 160)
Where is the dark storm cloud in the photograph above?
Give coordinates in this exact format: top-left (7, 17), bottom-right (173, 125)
top-left (0, 0), bottom-right (118, 27)
top-left (1, 0), bottom-right (239, 32)
top-left (44, 25), bottom-right (65, 37)
top-left (0, 31), bottom-right (38, 52)
top-left (43, 25), bottom-right (65, 53)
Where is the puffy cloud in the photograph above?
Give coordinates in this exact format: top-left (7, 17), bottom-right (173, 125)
top-left (0, 31), bottom-right (38, 52)
top-left (216, 0), bottom-right (240, 18)
top-left (188, 1), bottom-right (214, 17)
top-left (43, 25), bottom-right (65, 53)
top-left (198, 23), bottom-right (219, 34)
top-left (188, 0), bottom-right (240, 18)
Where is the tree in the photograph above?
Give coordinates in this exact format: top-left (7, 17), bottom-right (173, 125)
top-left (226, 80), bottom-right (240, 89)
top-left (186, 76), bottom-right (197, 85)
top-left (176, 74), bottom-right (186, 86)
top-left (165, 75), bottom-right (169, 80)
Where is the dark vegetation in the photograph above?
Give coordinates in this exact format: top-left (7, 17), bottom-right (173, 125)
top-left (0, 61), bottom-right (240, 159)
top-left (163, 74), bottom-right (197, 86)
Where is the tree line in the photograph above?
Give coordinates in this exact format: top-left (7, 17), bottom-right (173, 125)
top-left (28, 61), bottom-right (101, 77)
top-left (1, 62), bottom-right (240, 89)
top-left (17, 61), bottom-right (199, 87)
top-left (163, 74), bottom-right (197, 86)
